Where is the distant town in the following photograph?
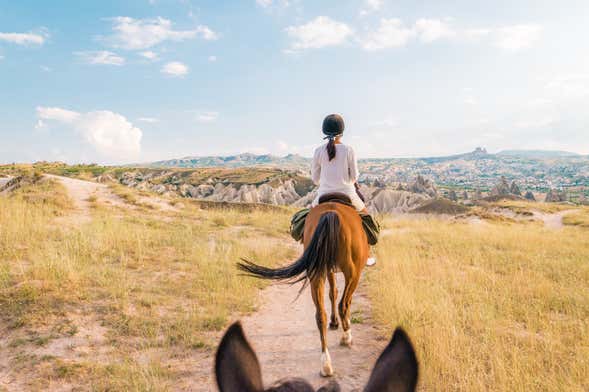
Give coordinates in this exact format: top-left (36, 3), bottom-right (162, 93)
top-left (147, 147), bottom-right (589, 198)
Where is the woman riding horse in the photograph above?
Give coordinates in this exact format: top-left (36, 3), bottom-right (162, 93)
top-left (311, 114), bottom-right (376, 266)
top-left (238, 114), bottom-right (379, 377)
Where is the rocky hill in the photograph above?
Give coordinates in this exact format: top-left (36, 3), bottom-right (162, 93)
top-left (91, 167), bottom-right (441, 213)
top-left (103, 168), bottom-right (314, 206)
top-left (147, 148), bottom-right (589, 194)
top-left (147, 153), bottom-right (309, 169)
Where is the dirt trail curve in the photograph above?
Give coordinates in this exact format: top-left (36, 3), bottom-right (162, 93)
top-left (45, 174), bottom-right (177, 216)
top-left (532, 209), bottom-right (577, 229)
top-left (45, 174), bottom-right (126, 215)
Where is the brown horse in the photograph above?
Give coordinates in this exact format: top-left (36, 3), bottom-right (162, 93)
top-left (238, 201), bottom-right (369, 377)
top-left (215, 321), bottom-right (418, 391)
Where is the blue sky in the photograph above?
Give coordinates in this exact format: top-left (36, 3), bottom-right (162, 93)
top-left (1, 0), bottom-right (589, 164)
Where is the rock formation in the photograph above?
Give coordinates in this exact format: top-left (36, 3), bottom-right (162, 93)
top-left (408, 175), bottom-right (437, 198)
top-left (510, 181), bottom-right (522, 196)
top-left (367, 189), bottom-right (429, 213)
top-left (524, 191), bottom-right (536, 201)
top-left (105, 169), bottom-right (446, 214)
top-left (544, 189), bottom-right (567, 203)
top-left (490, 176), bottom-right (511, 196)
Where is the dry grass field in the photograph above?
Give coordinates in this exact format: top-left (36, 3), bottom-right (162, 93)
top-left (0, 178), bottom-right (296, 390)
top-left (2, 173), bottom-right (588, 391)
top-left (368, 215), bottom-right (589, 391)
top-left (563, 209), bottom-right (589, 228)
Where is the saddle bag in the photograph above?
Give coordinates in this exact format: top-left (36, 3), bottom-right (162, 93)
top-left (289, 208), bottom-right (380, 245)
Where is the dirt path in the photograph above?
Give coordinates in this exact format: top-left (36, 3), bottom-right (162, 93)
top-left (45, 174), bottom-right (127, 216)
top-left (45, 174), bottom-right (177, 216)
top-left (235, 274), bottom-right (381, 391)
top-left (532, 209), bottom-right (577, 229)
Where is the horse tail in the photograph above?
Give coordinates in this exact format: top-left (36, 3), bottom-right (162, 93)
top-left (238, 211), bottom-right (340, 285)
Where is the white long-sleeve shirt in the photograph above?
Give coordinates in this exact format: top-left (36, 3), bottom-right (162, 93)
top-left (311, 143), bottom-right (365, 210)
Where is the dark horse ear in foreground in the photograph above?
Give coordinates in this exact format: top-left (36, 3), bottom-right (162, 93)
top-left (215, 322), bottom-right (418, 392)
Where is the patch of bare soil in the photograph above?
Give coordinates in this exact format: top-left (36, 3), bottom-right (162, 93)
top-left (46, 175), bottom-right (179, 220)
top-left (45, 174), bottom-right (128, 222)
top-left (0, 311), bottom-right (110, 391)
top-left (532, 209), bottom-right (577, 229)
top-left (229, 276), bottom-right (381, 391)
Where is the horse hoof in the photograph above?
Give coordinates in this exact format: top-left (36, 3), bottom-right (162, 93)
top-left (320, 352), bottom-right (334, 377)
top-left (329, 321), bottom-right (339, 330)
top-left (320, 366), bottom-right (334, 377)
top-left (340, 330), bottom-right (353, 347)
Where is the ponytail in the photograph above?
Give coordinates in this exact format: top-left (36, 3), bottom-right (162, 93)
top-left (326, 137), bottom-right (336, 161)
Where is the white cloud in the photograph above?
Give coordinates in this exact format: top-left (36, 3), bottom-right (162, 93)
top-left (105, 16), bottom-right (217, 50)
top-left (195, 25), bottom-right (218, 40)
top-left (285, 16), bottom-right (353, 50)
top-left (415, 18), bottom-right (455, 43)
top-left (208, 55), bottom-right (217, 62)
top-left (256, 0), bottom-right (273, 7)
top-left (369, 117), bottom-right (399, 129)
top-left (40, 65), bottom-right (51, 72)
top-left (359, 0), bottom-right (383, 16)
top-left (197, 111), bottom-right (219, 123)
top-left (359, 18), bottom-right (455, 50)
top-left (161, 61), bottom-right (189, 77)
top-left (493, 24), bottom-right (542, 51)
top-left (256, 0), bottom-right (291, 9)
top-left (139, 50), bottom-right (158, 60)
top-left (544, 73), bottom-right (589, 99)
top-left (37, 106), bottom-right (80, 123)
top-left (137, 117), bottom-right (158, 123)
top-left (515, 116), bottom-right (555, 129)
top-left (359, 18), bottom-right (415, 50)
top-left (75, 50), bottom-right (125, 66)
top-left (0, 32), bottom-right (46, 45)
top-left (464, 97), bottom-right (477, 105)
top-left (287, 17), bottom-right (542, 53)
top-left (36, 106), bottom-right (142, 157)
top-left (0, 55), bottom-right (4, 60)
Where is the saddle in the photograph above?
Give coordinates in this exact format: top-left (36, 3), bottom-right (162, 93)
top-left (317, 192), bottom-right (354, 208)
top-left (291, 193), bottom-right (380, 245)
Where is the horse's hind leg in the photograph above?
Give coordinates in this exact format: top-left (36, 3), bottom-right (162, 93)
top-left (339, 272), bottom-right (360, 347)
top-left (327, 272), bottom-right (339, 330)
top-left (311, 277), bottom-right (333, 377)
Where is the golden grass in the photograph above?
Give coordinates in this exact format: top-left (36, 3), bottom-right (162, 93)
top-left (0, 180), bottom-right (297, 389)
top-left (562, 208), bottom-right (589, 228)
top-left (3, 176), bottom-right (588, 390)
top-left (492, 199), bottom-right (576, 214)
top-left (368, 217), bottom-right (589, 391)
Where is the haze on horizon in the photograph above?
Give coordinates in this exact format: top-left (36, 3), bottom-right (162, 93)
top-left (1, 0), bottom-right (589, 165)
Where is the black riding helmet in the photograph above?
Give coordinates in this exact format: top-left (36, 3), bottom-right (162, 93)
top-left (322, 114), bottom-right (344, 138)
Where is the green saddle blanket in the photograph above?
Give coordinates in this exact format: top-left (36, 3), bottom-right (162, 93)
top-left (290, 208), bottom-right (380, 245)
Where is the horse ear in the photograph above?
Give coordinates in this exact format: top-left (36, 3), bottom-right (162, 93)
top-left (215, 322), bottom-right (264, 392)
top-left (364, 328), bottom-right (419, 392)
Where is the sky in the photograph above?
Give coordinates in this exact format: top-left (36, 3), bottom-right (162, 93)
top-left (1, 0), bottom-right (589, 164)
